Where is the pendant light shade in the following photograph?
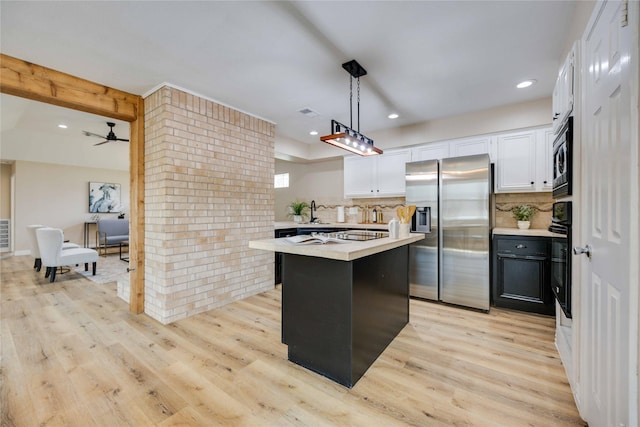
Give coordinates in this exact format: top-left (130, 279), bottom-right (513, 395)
top-left (320, 60), bottom-right (383, 156)
top-left (320, 120), bottom-right (383, 156)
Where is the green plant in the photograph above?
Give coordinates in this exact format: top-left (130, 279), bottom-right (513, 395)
top-left (288, 200), bottom-right (310, 218)
top-left (512, 204), bottom-right (536, 221)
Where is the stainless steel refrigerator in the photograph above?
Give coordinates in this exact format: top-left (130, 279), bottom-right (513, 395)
top-left (406, 154), bottom-right (491, 311)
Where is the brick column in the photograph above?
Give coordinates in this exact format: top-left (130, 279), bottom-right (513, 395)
top-left (143, 86), bottom-right (274, 324)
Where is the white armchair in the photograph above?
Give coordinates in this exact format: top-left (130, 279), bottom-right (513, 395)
top-left (27, 224), bottom-right (80, 271)
top-left (36, 227), bottom-right (99, 283)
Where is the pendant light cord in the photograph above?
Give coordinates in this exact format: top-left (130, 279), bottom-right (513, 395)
top-left (347, 75), bottom-right (361, 132)
top-left (357, 77), bottom-right (360, 132)
top-left (349, 75), bottom-right (353, 131)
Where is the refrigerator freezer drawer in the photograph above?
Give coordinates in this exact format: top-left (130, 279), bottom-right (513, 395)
top-left (441, 227), bottom-right (490, 311)
top-left (409, 242), bottom-right (438, 300)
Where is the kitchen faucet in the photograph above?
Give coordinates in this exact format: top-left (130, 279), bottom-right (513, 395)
top-left (310, 200), bottom-right (318, 223)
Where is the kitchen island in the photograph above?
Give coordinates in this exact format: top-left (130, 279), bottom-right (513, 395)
top-left (249, 232), bottom-right (423, 387)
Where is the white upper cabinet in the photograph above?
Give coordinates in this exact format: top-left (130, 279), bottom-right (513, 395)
top-left (552, 47), bottom-right (574, 134)
top-left (343, 149), bottom-right (411, 198)
top-left (377, 149), bottom-right (412, 196)
top-left (494, 127), bottom-right (553, 193)
top-left (495, 130), bottom-right (537, 193)
top-left (343, 156), bottom-right (376, 198)
top-left (449, 136), bottom-right (493, 161)
top-left (411, 142), bottom-right (450, 161)
top-left (538, 128), bottom-right (554, 192)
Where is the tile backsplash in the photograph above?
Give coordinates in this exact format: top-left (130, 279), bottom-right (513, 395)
top-left (305, 193), bottom-right (553, 230)
top-left (495, 192), bottom-right (553, 229)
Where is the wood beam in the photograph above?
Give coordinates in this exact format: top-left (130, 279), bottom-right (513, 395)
top-left (0, 53), bottom-right (138, 121)
top-left (129, 97), bottom-right (145, 314)
top-left (0, 53), bottom-right (145, 314)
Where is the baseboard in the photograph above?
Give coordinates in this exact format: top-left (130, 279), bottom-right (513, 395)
top-left (14, 250), bottom-right (30, 256)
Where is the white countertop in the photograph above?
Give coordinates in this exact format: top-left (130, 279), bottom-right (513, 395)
top-left (275, 221), bottom-right (389, 231)
top-left (493, 227), bottom-right (565, 238)
top-left (249, 233), bottom-right (424, 261)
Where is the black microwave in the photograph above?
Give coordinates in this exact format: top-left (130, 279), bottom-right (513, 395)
top-left (552, 117), bottom-right (573, 198)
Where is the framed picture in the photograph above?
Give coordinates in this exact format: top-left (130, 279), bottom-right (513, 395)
top-left (88, 182), bottom-right (122, 213)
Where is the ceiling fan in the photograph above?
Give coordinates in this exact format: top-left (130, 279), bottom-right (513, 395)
top-left (82, 122), bottom-right (129, 146)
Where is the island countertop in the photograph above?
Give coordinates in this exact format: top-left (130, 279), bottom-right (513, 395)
top-left (249, 233), bottom-right (424, 262)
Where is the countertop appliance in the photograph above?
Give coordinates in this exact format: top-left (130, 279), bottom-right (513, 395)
top-left (406, 154), bottom-right (492, 311)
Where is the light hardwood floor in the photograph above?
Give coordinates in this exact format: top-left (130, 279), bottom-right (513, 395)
top-left (1, 255), bottom-right (585, 426)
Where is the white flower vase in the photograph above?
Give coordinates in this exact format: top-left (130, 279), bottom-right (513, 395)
top-left (293, 215), bottom-right (302, 223)
top-left (517, 220), bottom-right (531, 230)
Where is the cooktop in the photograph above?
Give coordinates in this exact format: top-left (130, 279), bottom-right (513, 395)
top-left (316, 230), bottom-right (388, 241)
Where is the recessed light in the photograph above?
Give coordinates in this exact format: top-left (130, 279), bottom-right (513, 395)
top-left (516, 80), bottom-right (537, 89)
top-left (309, 130), bottom-right (318, 136)
top-left (388, 113), bottom-right (399, 119)
top-left (58, 124), bottom-right (68, 129)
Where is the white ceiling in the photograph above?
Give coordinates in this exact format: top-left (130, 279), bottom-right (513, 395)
top-left (1, 1), bottom-right (583, 161)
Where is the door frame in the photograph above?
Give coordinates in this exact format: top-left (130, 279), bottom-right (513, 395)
top-left (0, 53), bottom-right (145, 314)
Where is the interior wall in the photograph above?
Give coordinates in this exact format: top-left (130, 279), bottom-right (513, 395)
top-left (303, 97), bottom-right (553, 160)
top-left (13, 160), bottom-right (129, 253)
top-left (275, 158), bottom-right (343, 221)
top-left (276, 98), bottom-right (555, 221)
top-left (0, 164), bottom-right (11, 219)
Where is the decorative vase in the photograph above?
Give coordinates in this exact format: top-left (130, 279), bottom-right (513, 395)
top-left (293, 215), bottom-right (302, 223)
top-left (517, 220), bottom-right (530, 230)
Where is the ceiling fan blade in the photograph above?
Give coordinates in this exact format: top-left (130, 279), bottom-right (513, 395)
top-left (115, 138), bottom-right (130, 142)
top-left (83, 131), bottom-right (106, 138)
top-left (93, 140), bottom-right (110, 146)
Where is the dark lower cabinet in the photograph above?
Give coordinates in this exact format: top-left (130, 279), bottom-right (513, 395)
top-left (492, 234), bottom-right (555, 316)
top-left (275, 228), bottom-right (297, 284)
top-left (274, 227), bottom-right (349, 285)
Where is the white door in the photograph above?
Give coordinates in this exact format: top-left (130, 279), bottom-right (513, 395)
top-left (579, 1), bottom-right (638, 426)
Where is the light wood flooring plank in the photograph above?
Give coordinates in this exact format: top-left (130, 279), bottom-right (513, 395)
top-left (1, 255), bottom-right (585, 426)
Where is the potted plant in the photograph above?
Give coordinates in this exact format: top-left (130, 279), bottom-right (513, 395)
top-left (512, 204), bottom-right (536, 230)
top-left (288, 200), bottom-right (310, 223)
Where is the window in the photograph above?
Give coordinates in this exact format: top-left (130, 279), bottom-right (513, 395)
top-left (274, 173), bottom-right (289, 189)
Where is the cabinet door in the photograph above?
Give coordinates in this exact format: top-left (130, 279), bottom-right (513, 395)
top-left (537, 128), bottom-right (554, 191)
top-left (450, 136), bottom-right (492, 161)
top-left (492, 235), bottom-right (554, 315)
top-left (411, 142), bottom-right (450, 161)
top-left (552, 49), bottom-right (574, 134)
top-left (376, 149), bottom-right (411, 196)
top-left (495, 131), bottom-right (537, 192)
top-left (344, 156), bottom-right (376, 198)
top-left (495, 255), bottom-right (550, 301)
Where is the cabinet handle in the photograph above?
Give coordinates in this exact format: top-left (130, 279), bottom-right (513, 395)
top-left (543, 180), bottom-right (547, 184)
top-left (516, 244), bottom-right (527, 249)
top-left (530, 181), bottom-right (534, 185)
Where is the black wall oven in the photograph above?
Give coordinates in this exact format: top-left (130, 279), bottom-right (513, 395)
top-left (549, 202), bottom-right (572, 318)
top-left (552, 117), bottom-right (573, 198)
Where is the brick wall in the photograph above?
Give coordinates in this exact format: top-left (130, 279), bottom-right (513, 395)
top-left (143, 86), bottom-right (274, 324)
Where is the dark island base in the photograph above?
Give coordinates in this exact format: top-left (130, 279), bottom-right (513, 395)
top-left (282, 245), bottom-right (409, 388)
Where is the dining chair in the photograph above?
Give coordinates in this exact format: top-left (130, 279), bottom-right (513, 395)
top-left (36, 227), bottom-right (98, 283)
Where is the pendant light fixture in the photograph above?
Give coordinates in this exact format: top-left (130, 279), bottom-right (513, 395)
top-left (320, 60), bottom-right (383, 156)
